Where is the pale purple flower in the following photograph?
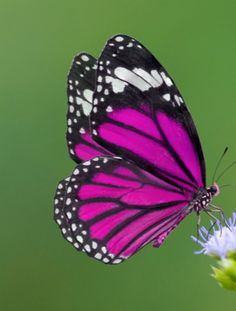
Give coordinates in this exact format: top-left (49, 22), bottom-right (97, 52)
top-left (192, 213), bottom-right (236, 259)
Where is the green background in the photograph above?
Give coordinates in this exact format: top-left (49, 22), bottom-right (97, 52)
top-left (1, 0), bottom-right (236, 310)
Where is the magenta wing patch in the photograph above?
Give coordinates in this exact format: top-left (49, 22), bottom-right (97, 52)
top-left (91, 35), bottom-right (205, 190)
top-left (54, 156), bottom-right (191, 264)
top-left (66, 53), bottom-right (110, 162)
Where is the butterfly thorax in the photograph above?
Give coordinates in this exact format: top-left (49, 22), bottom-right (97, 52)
top-left (191, 184), bottom-right (219, 213)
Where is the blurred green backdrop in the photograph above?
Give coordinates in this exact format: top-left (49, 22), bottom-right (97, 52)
top-left (1, 0), bottom-right (236, 310)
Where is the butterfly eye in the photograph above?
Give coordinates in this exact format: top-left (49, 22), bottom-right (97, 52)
top-left (210, 183), bottom-right (220, 196)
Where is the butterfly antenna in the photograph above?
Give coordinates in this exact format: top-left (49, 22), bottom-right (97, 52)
top-left (211, 147), bottom-right (228, 184)
top-left (219, 184), bottom-right (232, 189)
top-left (216, 160), bottom-right (236, 183)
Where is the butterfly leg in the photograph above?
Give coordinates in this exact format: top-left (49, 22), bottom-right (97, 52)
top-left (208, 204), bottom-right (231, 231)
top-left (203, 208), bottom-right (225, 237)
top-left (196, 211), bottom-right (201, 241)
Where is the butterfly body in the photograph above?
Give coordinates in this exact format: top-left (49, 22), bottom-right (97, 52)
top-left (54, 35), bottom-right (220, 264)
top-left (190, 184), bottom-right (219, 213)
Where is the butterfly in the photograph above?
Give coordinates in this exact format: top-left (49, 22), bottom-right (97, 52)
top-left (54, 34), bottom-right (220, 265)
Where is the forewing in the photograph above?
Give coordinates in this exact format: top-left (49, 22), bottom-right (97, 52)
top-left (91, 35), bottom-right (205, 189)
top-left (67, 53), bottom-right (110, 163)
top-left (54, 156), bottom-right (191, 264)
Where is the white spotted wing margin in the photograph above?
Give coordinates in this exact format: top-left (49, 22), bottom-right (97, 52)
top-left (54, 156), bottom-right (191, 265)
top-left (66, 52), bottom-right (97, 163)
top-left (91, 34), bottom-right (206, 187)
top-left (54, 177), bottom-right (84, 251)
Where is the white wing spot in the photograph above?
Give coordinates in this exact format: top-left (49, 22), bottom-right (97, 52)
top-left (76, 97), bottom-right (92, 116)
top-left (95, 253), bottom-right (102, 260)
top-left (160, 72), bottom-right (173, 87)
top-left (83, 89), bottom-right (93, 103)
top-left (103, 258), bottom-right (110, 263)
top-left (76, 235), bottom-right (83, 243)
top-left (83, 161), bottom-right (91, 166)
top-left (66, 212), bottom-right (72, 219)
top-left (115, 36), bottom-right (124, 42)
top-left (105, 76), bottom-right (127, 93)
top-left (163, 93), bottom-right (171, 101)
top-left (84, 244), bottom-right (91, 252)
top-left (92, 241), bottom-right (98, 249)
top-left (101, 246), bottom-right (107, 254)
top-left (133, 68), bottom-right (162, 88)
top-left (71, 224), bottom-right (77, 231)
top-left (69, 105), bottom-right (74, 113)
top-left (150, 70), bottom-right (163, 85)
top-left (81, 55), bottom-right (89, 62)
top-left (114, 67), bottom-right (150, 91)
top-left (74, 168), bottom-right (79, 175)
top-left (97, 85), bottom-right (102, 92)
top-left (174, 95), bottom-right (181, 106)
top-left (106, 106), bottom-right (113, 112)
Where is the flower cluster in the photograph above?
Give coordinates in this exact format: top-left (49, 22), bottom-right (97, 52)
top-left (192, 213), bottom-right (236, 291)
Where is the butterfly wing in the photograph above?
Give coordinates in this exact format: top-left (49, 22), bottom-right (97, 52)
top-left (67, 53), bottom-right (110, 162)
top-left (91, 35), bottom-right (206, 190)
top-left (54, 156), bottom-right (192, 264)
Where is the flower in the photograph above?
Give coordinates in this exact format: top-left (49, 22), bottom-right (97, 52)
top-left (192, 213), bottom-right (236, 259)
top-left (192, 212), bottom-right (236, 291)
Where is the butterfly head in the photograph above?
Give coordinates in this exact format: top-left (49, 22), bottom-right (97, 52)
top-left (208, 182), bottom-right (220, 197)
